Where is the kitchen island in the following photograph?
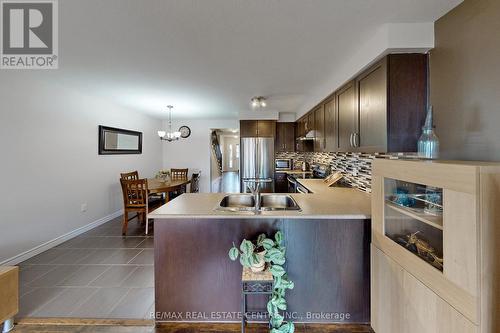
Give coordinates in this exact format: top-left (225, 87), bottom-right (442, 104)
top-left (149, 186), bottom-right (371, 324)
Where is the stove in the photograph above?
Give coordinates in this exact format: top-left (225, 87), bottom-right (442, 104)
top-left (286, 164), bottom-right (330, 192)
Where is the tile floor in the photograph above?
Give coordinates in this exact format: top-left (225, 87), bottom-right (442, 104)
top-left (16, 216), bottom-right (154, 319)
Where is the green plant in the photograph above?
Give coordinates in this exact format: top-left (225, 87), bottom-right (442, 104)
top-left (228, 231), bottom-right (295, 333)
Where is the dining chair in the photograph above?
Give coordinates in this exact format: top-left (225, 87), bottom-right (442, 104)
top-left (171, 168), bottom-right (189, 180)
top-left (121, 170), bottom-right (164, 206)
top-left (120, 171), bottom-right (139, 181)
top-left (190, 172), bottom-right (200, 193)
top-left (120, 178), bottom-right (161, 235)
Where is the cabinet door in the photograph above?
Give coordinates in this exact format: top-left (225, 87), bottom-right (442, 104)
top-left (314, 106), bottom-right (325, 152)
top-left (403, 269), bottom-right (477, 333)
top-left (274, 172), bottom-right (288, 193)
top-left (337, 81), bottom-right (357, 151)
top-left (357, 60), bottom-right (387, 152)
top-left (240, 120), bottom-right (258, 137)
top-left (324, 96), bottom-right (337, 152)
top-left (257, 120), bottom-right (276, 137)
top-left (371, 246), bottom-right (404, 333)
top-left (284, 122), bottom-right (295, 152)
top-left (275, 123), bottom-right (285, 152)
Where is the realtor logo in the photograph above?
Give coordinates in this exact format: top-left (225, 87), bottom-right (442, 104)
top-left (1, 0), bottom-right (58, 69)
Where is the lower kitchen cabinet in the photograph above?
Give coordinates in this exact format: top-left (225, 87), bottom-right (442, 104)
top-left (274, 172), bottom-right (288, 193)
top-left (371, 246), bottom-right (477, 333)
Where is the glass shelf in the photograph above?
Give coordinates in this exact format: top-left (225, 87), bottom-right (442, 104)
top-left (384, 178), bottom-right (444, 271)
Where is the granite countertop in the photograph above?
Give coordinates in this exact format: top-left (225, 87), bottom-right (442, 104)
top-left (148, 182), bottom-right (371, 220)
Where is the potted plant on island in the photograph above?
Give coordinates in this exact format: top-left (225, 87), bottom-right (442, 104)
top-left (228, 231), bottom-right (295, 333)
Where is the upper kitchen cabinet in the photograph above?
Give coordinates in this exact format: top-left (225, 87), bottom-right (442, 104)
top-left (240, 120), bottom-right (276, 137)
top-left (301, 53), bottom-right (428, 153)
top-left (314, 105), bottom-right (325, 152)
top-left (275, 122), bottom-right (296, 152)
top-left (354, 54), bottom-right (428, 153)
top-left (337, 81), bottom-right (358, 151)
top-left (324, 94), bottom-right (337, 152)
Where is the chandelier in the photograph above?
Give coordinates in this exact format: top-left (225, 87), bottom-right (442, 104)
top-left (158, 105), bottom-right (181, 142)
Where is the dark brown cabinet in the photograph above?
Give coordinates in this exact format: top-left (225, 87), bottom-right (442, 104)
top-left (314, 105), bottom-right (325, 152)
top-left (337, 81), bottom-right (358, 151)
top-left (357, 60), bottom-right (387, 151)
top-left (240, 120), bottom-right (276, 137)
top-left (353, 54), bottom-right (427, 152)
top-left (296, 53), bottom-right (428, 153)
top-left (324, 95), bottom-right (337, 152)
top-left (274, 172), bottom-right (288, 193)
top-left (276, 122), bottom-right (296, 152)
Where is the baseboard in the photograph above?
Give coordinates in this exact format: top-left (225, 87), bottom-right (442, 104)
top-left (0, 210), bottom-right (123, 266)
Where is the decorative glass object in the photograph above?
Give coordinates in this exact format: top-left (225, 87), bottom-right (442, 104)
top-left (418, 106), bottom-right (440, 159)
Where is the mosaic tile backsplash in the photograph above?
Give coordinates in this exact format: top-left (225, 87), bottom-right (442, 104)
top-left (276, 151), bottom-right (418, 193)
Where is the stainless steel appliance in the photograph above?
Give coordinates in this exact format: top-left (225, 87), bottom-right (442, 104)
top-left (275, 158), bottom-right (292, 171)
top-left (240, 137), bottom-right (275, 193)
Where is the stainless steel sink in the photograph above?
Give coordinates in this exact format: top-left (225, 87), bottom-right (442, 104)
top-left (215, 194), bottom-right (300, 212)
top-left (216, 194), bottom-right (256, 212)
top-left (260, 194), bottom-right (301, 211)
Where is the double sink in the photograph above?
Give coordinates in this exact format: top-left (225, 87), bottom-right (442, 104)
top-left (216, 194), bottom-right (301, 212)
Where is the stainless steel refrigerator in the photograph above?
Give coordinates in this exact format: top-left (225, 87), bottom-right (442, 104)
top-left (240, 137), bottom-right (275, 193)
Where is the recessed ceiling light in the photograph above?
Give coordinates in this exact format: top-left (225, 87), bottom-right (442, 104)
top-left (250, 96), bottom-right (267, 109)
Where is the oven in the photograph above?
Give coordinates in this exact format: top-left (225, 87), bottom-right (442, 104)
top-left (275, 158), bottom-right (292, 171)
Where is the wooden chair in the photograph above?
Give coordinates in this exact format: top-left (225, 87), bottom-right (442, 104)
top-left (170, 168), bottom-right (189, 199)
top-left (120, 179), bottom-right (160, 235)
top-left (120, 171), bottom-right (139, 181)
top-left (121, 170), bottom-right (163, 206)
top-left (190, 172), bottom-right (201, 193)
top-left (171, 168), bottom-right (188, 180)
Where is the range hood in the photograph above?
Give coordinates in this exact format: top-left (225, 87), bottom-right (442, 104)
top-left (297, 130), bottom-right (316, 141)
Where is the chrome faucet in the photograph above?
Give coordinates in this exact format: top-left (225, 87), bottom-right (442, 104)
top-left (243, 178), bottom-right (272, 212)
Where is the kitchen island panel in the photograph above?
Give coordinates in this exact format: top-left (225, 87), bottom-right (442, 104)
top-left (154, 217), bottom-right (370, 324)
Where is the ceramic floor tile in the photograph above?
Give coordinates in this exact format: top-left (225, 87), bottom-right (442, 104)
top-left (49, 249), bottom-right (95, 264)
top-left (136, 238), bottom-right (154, 249)
top-left (99, 249), bottom-right (142, 264)
top-left (76, 249), bottom-right (118, 264)
top-left (22, 248), bottom-right (67, 265)
top-left (27, 265), bottom-right (81, 287)
top-left (129, 249), bottom-right (153, 265)
top-left (89, 266), bottom-right (138, 287)
top-left (121, 266), bottom-right (154, 288)
top-left (58, 265), bottom-right (111, 286)
top-left (19, 265), bottom-right (57, 284)
top-left (109, 288), bottom-right (154, 319)
top-left (69, 287), bottom-right (130, 318)
top-left (17, 287), bottom-right (66, 317)
top-left (97, 237), bottom-right (146, 249)
top-left (31, 287), bottom-right (98, 317)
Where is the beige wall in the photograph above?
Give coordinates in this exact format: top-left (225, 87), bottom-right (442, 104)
top-left (431, 0), bottom-right (500, 161)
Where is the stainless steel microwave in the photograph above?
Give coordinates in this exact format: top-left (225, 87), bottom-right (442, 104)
top-left (275, 158), bottom-right (292, 171)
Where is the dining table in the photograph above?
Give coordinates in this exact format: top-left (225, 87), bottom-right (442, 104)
top-left (147, 178), bottom-right (191, 202)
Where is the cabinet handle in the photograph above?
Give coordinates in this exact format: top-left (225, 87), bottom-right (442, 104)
top-left (353, 133), bottom-right (358, 148)
top-left (349, 133), bottom-right (354, 147)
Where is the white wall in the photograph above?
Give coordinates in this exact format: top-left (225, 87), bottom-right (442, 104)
top-left (0, 74), bottom-right (162, 264)
top-left (161, 119), bottom-right (239, 192)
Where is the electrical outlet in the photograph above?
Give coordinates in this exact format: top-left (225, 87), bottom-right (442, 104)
top-left (81, 203), bottom-right (87, 212)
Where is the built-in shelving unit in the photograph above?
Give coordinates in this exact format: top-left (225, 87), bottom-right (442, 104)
top-left (371, 159), bottom-right (500, 333)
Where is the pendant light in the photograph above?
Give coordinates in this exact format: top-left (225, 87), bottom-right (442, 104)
top-left (158, 105), bottom-right (181, 142)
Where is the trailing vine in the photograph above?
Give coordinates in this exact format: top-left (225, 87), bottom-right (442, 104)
top-left (229, 231), bottom-right (295, 333)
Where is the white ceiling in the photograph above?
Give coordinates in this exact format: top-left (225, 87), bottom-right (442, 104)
top-left (54, 0), bottom-right (462, 119)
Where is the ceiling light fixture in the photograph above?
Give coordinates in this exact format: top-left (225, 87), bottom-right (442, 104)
top-left (250, 96), bottom-right (267, 109)
top-left (158, 105), bottom-right (181, 142)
